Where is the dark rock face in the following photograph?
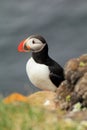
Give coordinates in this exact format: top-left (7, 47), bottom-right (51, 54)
top-left (56, 54), bottom-right (87, 110)
top-left (74, 72), bottom-right (87, 107)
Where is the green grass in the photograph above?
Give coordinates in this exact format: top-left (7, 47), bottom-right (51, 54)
top-left (0, 101), bottom-right (86, 130)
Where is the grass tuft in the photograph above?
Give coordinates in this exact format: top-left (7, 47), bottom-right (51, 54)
top-left (0, 101), bottom-right (86, 130)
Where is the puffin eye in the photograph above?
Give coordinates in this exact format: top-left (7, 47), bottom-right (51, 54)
top-left (32, 40), bottom-right (35, 44)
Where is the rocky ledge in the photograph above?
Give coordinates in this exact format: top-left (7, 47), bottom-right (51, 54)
top-left (56, 54), bottom-right (87, 110)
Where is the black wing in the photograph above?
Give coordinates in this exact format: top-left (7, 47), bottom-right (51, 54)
top-left (48, 58), bottom-right (64, 87)
top-left (49, 72), bottom-right (64, 87)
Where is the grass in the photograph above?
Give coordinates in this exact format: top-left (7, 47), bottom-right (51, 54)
top-left (0, 101), bottom-right (87, 130)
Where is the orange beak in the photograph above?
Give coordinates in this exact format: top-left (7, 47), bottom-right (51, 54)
top-left (18, 39), bottom-right (30, 52)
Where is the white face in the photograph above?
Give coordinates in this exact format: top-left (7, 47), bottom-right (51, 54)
top-left (25, 38), bottom-right (46, 52)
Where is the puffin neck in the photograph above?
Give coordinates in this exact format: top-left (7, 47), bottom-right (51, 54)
top-left (32, 44), bottom-right (48, 64)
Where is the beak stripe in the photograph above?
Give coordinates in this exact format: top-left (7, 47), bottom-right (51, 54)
top-left (18, 39), bottom-right (26, 52)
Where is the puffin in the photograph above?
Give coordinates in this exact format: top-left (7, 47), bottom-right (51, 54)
top-left (18, 35), bottom-right (64, 91)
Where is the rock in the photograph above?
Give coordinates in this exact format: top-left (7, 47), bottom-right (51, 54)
top-left (79, 54), bottom-right (87, 62)
top-left (56, 80), bottom-right (74, 110)
top-left (27, 91), bottom-right (57, 110)
top-left (74, 72), bottom-right (87, 107)
top-left (56, 81), bottom-right (80, 110)
top-left (64, 58), bottom-right (82, 84)
top-left (3, 91), bottom-right (57, 111)
top-left (3, 93), bottom-right (27, 103)
top-left (56, 54), bottom-right (87, 110)
top-left (65, 110), bottom-right (87, 121)
top-left (64, 54), bottom-right (87, 85)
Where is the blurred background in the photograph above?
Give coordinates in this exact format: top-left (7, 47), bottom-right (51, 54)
top-left (0, 0), bottom-right (87, 96)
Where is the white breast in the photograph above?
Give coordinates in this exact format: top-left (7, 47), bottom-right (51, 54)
top-left (26, 57), bottom-right (57, 91)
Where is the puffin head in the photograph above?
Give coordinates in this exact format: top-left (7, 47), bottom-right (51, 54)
top-left (18, 35), bottom-right (47, 53)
